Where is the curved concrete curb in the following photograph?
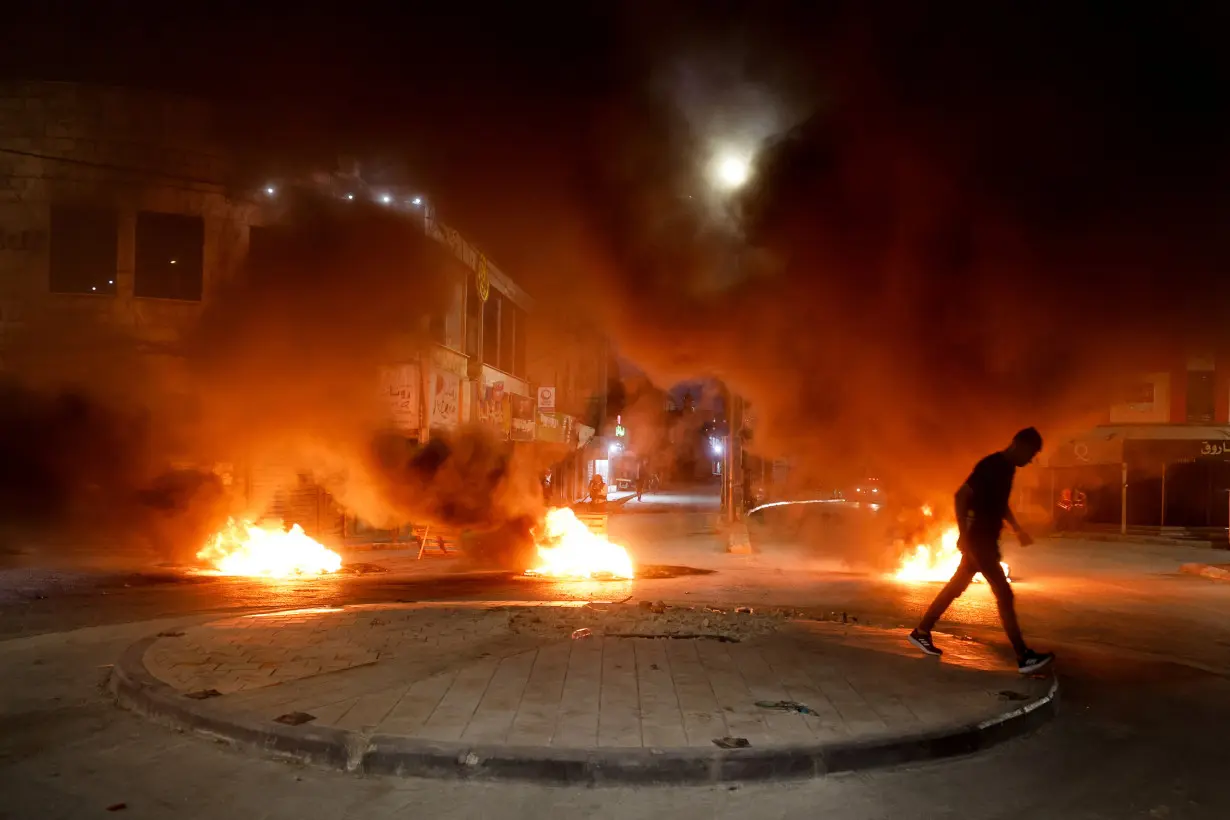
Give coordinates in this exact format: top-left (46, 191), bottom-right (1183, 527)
top-left (111, 635), bottom-right (1059, 785)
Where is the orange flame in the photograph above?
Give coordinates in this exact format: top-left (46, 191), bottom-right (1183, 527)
top-left (196, 518), bottom-right (343, 579)
top-left (526, 507), bottom-right (635, 580)
top-left (894, 525), bottom-right (1011, 584)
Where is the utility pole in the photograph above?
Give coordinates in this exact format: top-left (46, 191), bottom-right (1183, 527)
top-left (723, 385), bottom-right (744, 524)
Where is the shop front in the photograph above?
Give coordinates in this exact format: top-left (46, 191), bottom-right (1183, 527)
top-left (1047, 425), bottom-right (1230, 532)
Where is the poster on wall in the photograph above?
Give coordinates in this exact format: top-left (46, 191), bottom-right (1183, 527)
top-left (378, 363), bottom-right (421, 431)
top-left (536, 411), bottom-right (573, 444)
top-left (510, 394), bottom-right (536, 442)
top-left (477, 386), bottom-right (511, 439)
top-left (431, 369), bottom-right (461, 429)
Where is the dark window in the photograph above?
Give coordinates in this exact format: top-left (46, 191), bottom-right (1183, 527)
top-left (499, 298), bottom-right (516, 373)
top-left (482, 291), bottom-right (501, 366)
top-left (513, 305), bottom-right (527, 376)
top-left (1187, 371), bottom-right (1216, 423)
top-left (135, 212), bottom-right (204, 301)
top-left (428, 272), bottom-right (464, 349)
top-left (49, 206), bottom-right (118, 295)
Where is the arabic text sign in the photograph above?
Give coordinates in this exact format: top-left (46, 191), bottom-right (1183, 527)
top-left (431, 369), bottom-right (461, 429)
top-left (1200, 442), bottom-right (1229, 457)
top-left (536, 411), bottom-right (574, 444)
top-left (478, 387), bottom-right (510, 439)
top-left (379, 363), bottom-right (421, 431)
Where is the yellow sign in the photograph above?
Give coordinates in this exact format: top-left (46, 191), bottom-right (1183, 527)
top-left (476, 254), bottom-right (490, 303)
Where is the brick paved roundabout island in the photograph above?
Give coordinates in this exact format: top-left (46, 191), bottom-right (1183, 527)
top-left (110, 601), bottom-right (1058, 784)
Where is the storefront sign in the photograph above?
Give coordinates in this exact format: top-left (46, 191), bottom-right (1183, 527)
top-left (510, 394), bottom-right (536, 442)
top-left (379, 363), bottom-right (421, 431)
top-left (537, 386), bottom-right (556, 412)
top-left (1200, 441), bottom-right (1229, 457)
top-left (431, 369), bottom-right (461, 429)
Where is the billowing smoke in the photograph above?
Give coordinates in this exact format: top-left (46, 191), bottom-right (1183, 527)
top-left (0, 191), bottom-right (549, 566)
top-left (555, 5), bottom-right (1230, 503)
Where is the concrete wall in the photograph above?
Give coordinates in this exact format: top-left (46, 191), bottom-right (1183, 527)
top-left (0, 81), bottom-right (259, 362)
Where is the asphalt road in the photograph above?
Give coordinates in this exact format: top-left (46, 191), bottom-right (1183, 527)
top-left (2, 503), bottom-right (1229, 818)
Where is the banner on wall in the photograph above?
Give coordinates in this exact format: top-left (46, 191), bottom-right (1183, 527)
top-left (510, 394), bottom-right (536, 442)
top-left (430, 368), bottom-right (461, 429)
top-left (477, 385), bottom-right (511, 439)
top-left (536, 411), bottom-right (574, 444)
top-left (379, 362), bottom-right (421, 431)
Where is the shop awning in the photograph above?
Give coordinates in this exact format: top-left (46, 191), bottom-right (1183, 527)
top-left (1048, 425), bottom-right (1230, 467)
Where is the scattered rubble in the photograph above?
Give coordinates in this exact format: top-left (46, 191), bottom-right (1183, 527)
top-left (713, 737), bottom-right (750, 749)
top-left (506, 601), bottom-right (787, 641)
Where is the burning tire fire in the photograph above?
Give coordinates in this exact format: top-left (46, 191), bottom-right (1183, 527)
top-left (893, 526), bottom-right (1011, 583)
top-left (525, 507), bottom-right (635, 580)
top-left (195, 518), bottom-right (343, 579)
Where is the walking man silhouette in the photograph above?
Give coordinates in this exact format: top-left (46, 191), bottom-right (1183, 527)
top-left (908, 427), bottom-right (1055, 674)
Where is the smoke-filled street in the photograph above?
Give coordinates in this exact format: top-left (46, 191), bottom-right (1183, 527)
top-left (5, 4), bottom-right (1230, 818)
top-left (3, 496), bottom-right (1230, 817)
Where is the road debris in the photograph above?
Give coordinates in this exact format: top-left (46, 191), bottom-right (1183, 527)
top-left (755, 700), bottom-right (818, 715)
top-left (997, 690), bottom-right (1030, 702)
top-left (184, 689), bottom-right (222, 700)
top-left (713, 737), bottom-right (750, 749)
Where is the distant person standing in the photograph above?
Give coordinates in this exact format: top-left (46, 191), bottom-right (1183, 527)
top-left (908, 428), bottom-right (1055, 674)
top-left (635, 460), bottom-right (646, 501)
top-left (588, 473), bottom-right (607, 506)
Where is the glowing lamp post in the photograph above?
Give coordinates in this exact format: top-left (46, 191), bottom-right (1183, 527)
top-left (706, 148), bottom-right (754, 521)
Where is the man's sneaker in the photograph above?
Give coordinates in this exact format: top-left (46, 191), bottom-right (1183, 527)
top-left (1017, 650), bottom-right (1055, 674)
top-left (908, 629), bottom-right (943, 656)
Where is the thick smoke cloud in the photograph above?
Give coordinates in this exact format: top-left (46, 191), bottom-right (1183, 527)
top-left (564, 5), bottom-right (1230, 502)
top-left (4, 5), bottom-right (1230, 562)
top-left (0, 192), bottom-right (548, 565)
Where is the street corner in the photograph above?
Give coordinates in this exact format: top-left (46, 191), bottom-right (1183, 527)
top-left (108, 600), bottom-right (1058, 785)
top-left (1180, 563), bottom-right (1230, 582)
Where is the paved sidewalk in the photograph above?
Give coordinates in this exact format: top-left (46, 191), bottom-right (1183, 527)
top-left (114, 601), bottom-right (1056, 783)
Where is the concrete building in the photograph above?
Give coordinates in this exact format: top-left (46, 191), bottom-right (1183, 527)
top-left (1, 80), bottom-right (609, 547)
top-left (0, 81), bottom-right (257, 386)
top-left (1046, 353), bottom-right (1230, 532)
top-left (253, 168), bottom-right (608, 544)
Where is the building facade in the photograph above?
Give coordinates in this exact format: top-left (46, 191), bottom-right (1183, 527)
top-left (0, 81), bottom-right (256, 379)
top-left (1045, 353), bottom-right (1230, 531)
top-left (1, 81), bottom-right (609, 548)
top-left (254, 168), bottom-right (606, 544)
